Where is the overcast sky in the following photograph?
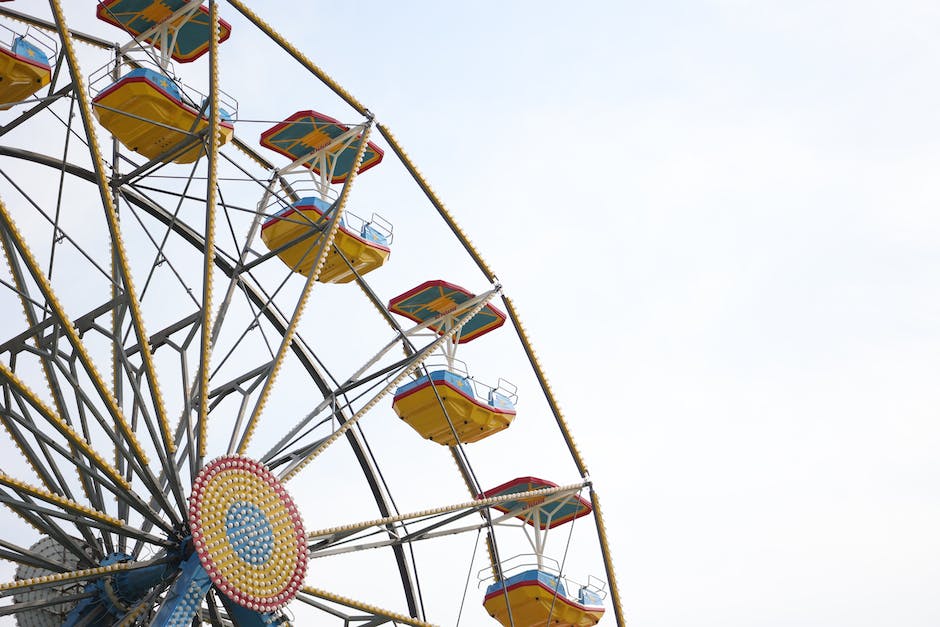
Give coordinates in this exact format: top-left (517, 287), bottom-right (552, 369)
top-left (1, 2), bottom-right (937, 626)
top-left (294, 2), bottom-right (940, 625)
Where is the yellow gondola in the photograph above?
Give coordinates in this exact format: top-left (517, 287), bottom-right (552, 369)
top-left (92, 68), bottom-right (234, 164)
top-left (391, 369), bottom-right (515, 445)
top-left (260, 196), bottom-right (391, 284)
top-left (483, 570), bottom-right (605, 627)
top-left (0, 36), bottom-right (51, 110)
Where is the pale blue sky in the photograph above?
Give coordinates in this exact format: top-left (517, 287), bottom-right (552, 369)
top-left (295, 2), bottom-right (940, 625)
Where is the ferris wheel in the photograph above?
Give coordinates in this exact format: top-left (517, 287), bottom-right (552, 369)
top-left (0, 2), bottom-right (624, 625)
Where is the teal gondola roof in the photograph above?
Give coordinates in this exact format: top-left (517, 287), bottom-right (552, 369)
top-left (387, 279), bottom-right (506, 344)
top-left (96, 0), bottom-right (232, 63)
top-left (479, 476), bottom-right (592, 529)
top-left (259, 110), bottom-right (383, 183)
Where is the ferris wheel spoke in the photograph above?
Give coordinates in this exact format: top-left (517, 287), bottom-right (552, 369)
top-left (131, 311), bottom-right (210, 488)
top-left (210, 266), bottom-right (300, 381)
top-left (44, 97), bottom-right (96, 164)
top-left (50, 0), bottom-right (180, 487)
top-left (112, 182), bottom-right (336, 457)
top-left (219, 148), bottom-right (302, 210)
top-left (45, 95), bottom-right (77, 283)
top-left (1, 391), bottom-right (107, 552)
top-left (115, 176), bottom-right (231, 487)
top-left (126, 179), bottom-right (258, 221)
top-left (0, 555), bottom-right (172, 597)
top-left (261, 285), bottom-right (503, 466)
top-left (0, 486), bottom-right (170, 549)
top-left (0, 195), bottom-right (183, 522)
top-left (233, 124), bottom-right (373, 457)
top-left (194, 0), bottom-right (222, 471)
top-left (1, 202), bottom-right (187, 526)
top-left (113, 338), bottom-right (191, 516)
top-left (0, 229), bottom-right (89, 502)
top-left (207, 167), bottom-right (305, 328)
top-left (210, 184), bottom-right (284, 337)
top-left (116, 179), bottom-right (292, 467)
top-left (193, 278), bottom-right (283, 461)
top-left (0, 361), bottom-right (76, 496)
top-left (57, 351), bottom-right (183, 528)
top-left (0, 167), bottom-right (115, 283)
top-left (307, 482), bottom-right (589, 559)
top-left (0, 83), bottom-right (74, 140)
top-left (234, 204), bottom-right (336, 280)
top-left (261, 353), bottom-right (426, 470)
top-left (0, 406), bottom-right (176, 538)
top-left (0, 498), bottom-right (97, 567)
top-left (117, 174), bottom-right (204, 310)
top-left (0, 537), bottom-right (80, 573)
top-left (0, 360), bottom-right (178, 535)
top-left (0, 590), bottom-right (96, 617)
top-left (108, 132), bottom-right (210, 190)
top-left (276, 290), bottom-right (499, 482)
top-left (295, 587), bottom-right (438, 627)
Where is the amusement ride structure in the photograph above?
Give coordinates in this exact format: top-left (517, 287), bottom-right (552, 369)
top-left (0, 2), bottom-right (623, 625)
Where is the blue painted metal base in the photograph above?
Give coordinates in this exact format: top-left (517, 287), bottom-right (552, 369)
top-left (62, 550), bottom-right (290, 625)
top-left (56, 492), bottom-right (297, 624)
top-left (151, 554), bottom-right (212, 626)
top-left (63, 551), bottom-right (178, 626)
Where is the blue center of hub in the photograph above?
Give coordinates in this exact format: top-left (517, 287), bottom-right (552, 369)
top-left (224, 501), bottom-right (274, 565)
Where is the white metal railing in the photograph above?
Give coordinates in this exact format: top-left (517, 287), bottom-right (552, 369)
top-left (87, 56), bottom-right (238, 121)
top-left (0, 22), bottom-right (57, 64)
top-left (420, 357), bottom-right (469, 379)
top-left (478, 553), bottom-right (563, 585)
top-left (475, 376), bottom-right (518, 407)
top-left (477, 553), bottom-right (607, 603)
top-left (87, 55), bottom-right (175, 96)
top-left (263, 184), bottom-right (393, 245)
top-left (399, 357), bottom-right (517, 408)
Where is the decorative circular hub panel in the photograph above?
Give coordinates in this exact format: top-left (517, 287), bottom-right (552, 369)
top-left (189, 456), bottom-right (307, 612)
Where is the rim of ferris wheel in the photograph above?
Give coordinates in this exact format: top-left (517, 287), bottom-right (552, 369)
top-left (96, 0), bottom-right (233, 64)
top-left (388, 279), bottom-right (507, 344)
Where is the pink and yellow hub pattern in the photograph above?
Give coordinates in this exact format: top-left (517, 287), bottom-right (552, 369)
top-left (188, 456), bottom-right (307, 613)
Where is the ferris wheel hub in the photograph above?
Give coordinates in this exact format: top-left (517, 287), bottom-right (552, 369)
top-left (188, 455), bottom-right (308, 613)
